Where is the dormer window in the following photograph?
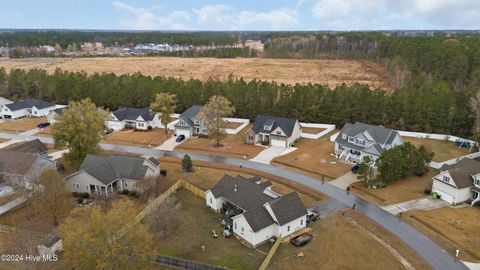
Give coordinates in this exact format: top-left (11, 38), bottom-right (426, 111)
top-left (276, 131), bottom-right (281, 135)
top-left (348, 137), bottom-right (355, 143)
top-left (263, 119), bottom-right (275, 131)
top-left (194, 120), bottom-right (199, 125)
top-left (342, 134), bottom-right (347, 140)
top-left (442, 175), bottom-right (450, 183)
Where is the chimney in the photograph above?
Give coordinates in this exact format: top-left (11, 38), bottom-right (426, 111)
top-left (234, 184), bottom-right (237, 192)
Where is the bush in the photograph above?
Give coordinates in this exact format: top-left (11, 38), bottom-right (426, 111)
top-left (72, 192), bottom-right (78, 197)
top-left (424, 188), bottom-right (432, 195)
top-left (57, 163), bottom-right (65, 171)
top-left (80, 192), bottom-right (90, 198)
top-left (160, 169), bottom-right (167, 177)
top-left (121, 189), bottom-right (129, 195)
top-left (129, 191), bottom-right (139, 198)
top-left (148, 126), bottom-right (153, 130)
top-left (432, 192), bottom-right (441, 199)
top-left (104, 128), bottom-right (114, 135)
top-left (474, 201), bottom-right (480, 208)
top-left (261, 140), bottom-right (269, 146)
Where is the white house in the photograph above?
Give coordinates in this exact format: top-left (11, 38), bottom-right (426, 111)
top-left (205, 175), bottom-right (308, 247)
top-left (65, 155), bottom-right (160, 196)
top-left (106, 107), bottom-right (161, 131)
top-left (0, 97), bottom-right (12, 106)
top-left (0, 99), bottom-right (56, 119)
top-left (47, 106), bottom-right (68, 124)
top-left (245, 115), bottom-right (302, 148)
top-left (432, 158), bottom-right (480, 205)
top-left (334, 122), bottom-right (404, 163)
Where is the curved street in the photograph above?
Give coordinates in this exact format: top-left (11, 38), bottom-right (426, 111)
top-left (1, 132), bottom-right (469, 270)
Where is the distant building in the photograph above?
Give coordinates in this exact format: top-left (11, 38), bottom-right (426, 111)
top-left (246, 115), bottom-right (302, 148)
top-left (106, 107), bottom-right (161, 131)
top-left (0, 99), bottom-right (56, 119)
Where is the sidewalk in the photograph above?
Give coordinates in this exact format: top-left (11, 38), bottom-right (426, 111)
top-left (381, 197), bottom-right (449, 215)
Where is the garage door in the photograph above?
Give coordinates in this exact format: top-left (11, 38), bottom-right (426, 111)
top-left (175, 127), bottom-right (191, 138)
top-left (271, 138), bottom-right (286, 147)
top-left (433, 188), bottom-right (454, 204)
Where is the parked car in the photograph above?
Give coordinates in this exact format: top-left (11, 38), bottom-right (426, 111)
top-left (37, 122), bottom-right (50, 128)
top-left (175, 134), bottom-right (186, 142)
top-left (454, 140), bottom-right (471, 148)
top-left (351, 163), bottom-right (360, 173)
top-left (291, 233), bottom-right (313, 247)
top-left (307, 210), bottom-right (320, 223)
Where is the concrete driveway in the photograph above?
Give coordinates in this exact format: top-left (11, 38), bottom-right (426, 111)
top-left (49, 149), bottom-right (69, 160)
top-left (381, 197), bottom-right (450, 215)
top-left (328, 172), bottom-right (359, 190)
top-left (155, 136), bottom-right (184, 151)
top-left (250, 146), bottom-right (297, 164)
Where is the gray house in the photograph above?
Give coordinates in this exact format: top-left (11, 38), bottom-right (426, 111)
top-left (0, 150), bottom-right (56, 188)
top-left (246, 115), bottom-right (302, 148)
top-left (106, 107), bottom-right (161, 131)
top-left (65, 154), bottom-right (160, 196)
top-left (174, 105), bottom-right (208, 137)
top-left (334, 122), bottom-right (403, 163)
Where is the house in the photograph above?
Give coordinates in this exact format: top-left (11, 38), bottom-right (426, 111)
top-left (245, 115), bottom-right (302, 148)
top-left (174, 105), bottom-right (208, 137)
top-left (65, 154), bottom-right (160, 196)
top-left (0, 150), bottom-right (56, 188)
top-left (0, 99), bottom-right (56, 119)
top-left (47, 107), bottom-right (68, 124)
top-left (432, 158), bottom-right (480, 205)
top-left (6, 139), bottom-right (48, 157)
top-left (106, 107), bottom-right (161, 131)
top-left (205, 175), bottom-right (308, 247)
top-left (334, 122), bottom-right (403, 163)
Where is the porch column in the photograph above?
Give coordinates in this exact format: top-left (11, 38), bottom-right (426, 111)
top-left (105, 186), bottom-right (108, 197)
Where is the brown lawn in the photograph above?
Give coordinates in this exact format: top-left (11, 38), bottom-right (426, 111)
top-left (177, 124), bottom-right (263, 159)
top-left (403, 137), bottom-right (471, 162)
top-left (223, 120), bottom-right (243, 129)
top-left (301, 127), bottom-right (326, 134)
top-left (149, 190), bottom-right (266, 270)
top-left (160, 161), bottom-right (320, 208)
top-left (404, 206), bottom-right (480, 262)
top-left (38, 125), bottom-right (53, 136)
top-left (351, 170), bottom-right (438, 205)
top-left (102, 128), bottom-right (171, 147)
top-left (270, 210), bottom-right (431, 270)
top-left (0, 57), bottom-right (390, 89)
top-left (272, 134), bottom-right (351, 180)
top-left (0, 117), bottom-right (47, 133)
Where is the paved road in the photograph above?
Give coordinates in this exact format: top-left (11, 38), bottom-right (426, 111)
top-left (0, 132), bottom-right (468, 270)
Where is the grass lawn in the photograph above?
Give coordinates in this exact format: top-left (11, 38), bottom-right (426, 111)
top-left (102, 128), bottom-right (171, 147)
top-left (403, 137), bottom-right (472, 162)
top-left (301, 127), bottom-right (326, 134)
top-left (177, 124), bottom-right (263, 159)
top-left (38, 125), bottom-right (53, 136)
top-left (0, 189), bottom-right (26, 206)
top-left (351, 170), bottom-right (438, 205)
top-left (0, 117), bottom-right (47, 133)
top-left (272, 134), bottom-right (351, 179)
top-left (270, 210), bottom-right (431, 270)
top-left (160, 161), bottom-right (320, 208)
top-left (149, 190), bottom-right (266, 270)
top-left (223, 120), bottom-right (243, 129)
top-left (0, 138), bottom-right (10, 143)
top-left (404, 206), bottom-right (480, 262)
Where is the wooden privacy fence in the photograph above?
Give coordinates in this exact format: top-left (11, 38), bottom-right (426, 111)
top-left (258, 238), bottom-right (281, 270)
top-left (0, 223), bottom-right (53, 241)
top-left (155, 255), bottom-right (228, 270)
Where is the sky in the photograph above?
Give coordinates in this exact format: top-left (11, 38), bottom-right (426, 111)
top-left (0, 0), bottom-right (479, 31)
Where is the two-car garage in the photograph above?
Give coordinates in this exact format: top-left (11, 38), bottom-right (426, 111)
top-left (174, 127), bottom-right (191, 138)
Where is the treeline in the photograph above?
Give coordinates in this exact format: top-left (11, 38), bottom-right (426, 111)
top-left (0, 68), bottom-right (474, 137)
top-left (142, 47), bottom-right (257, 58)
top-left (263, 33), bottom-right (480, 91)
top-left (0, 31), bottom-right (239, 48)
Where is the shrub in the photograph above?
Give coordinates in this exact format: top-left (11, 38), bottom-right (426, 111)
top-left (474, 201), bottom-right (480, 208)
top-left (72, 192), bottom-right (79, 197)
top-left (424, 188), bottom-right (432, 195)
top-left (104, 128), bottom-right (114, 135)
top-left (160, 169), bottom-right (167, 177)
top-left (129, 191), bottom-right (138, 198)
top-left (260, 140), bottom-right (269, 146)
top-left (57, 163), bottom-right (65, 171)
top-left (148, 126), bottom-right (153, 130)
top-left (122, 190), bottom-right (129, 195)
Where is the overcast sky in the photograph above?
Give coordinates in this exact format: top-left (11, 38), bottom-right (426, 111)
top-left (0, 0), bottom-right (479, 31)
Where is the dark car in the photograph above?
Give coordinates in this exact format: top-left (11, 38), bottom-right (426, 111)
top-left (290, 233), bottom-right (313, 247)
top-left (351, 163), bottom-right (360, 173)
top-left (175, 134), bottom-right (186, 142)
top-left (307, 210), bottom-right (320, 223)
top-left (454, 140), bottom-right (471, 148)
top-left (37, 122), bottom-right (50, 128)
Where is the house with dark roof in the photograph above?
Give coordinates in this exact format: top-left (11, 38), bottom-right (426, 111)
top-left (65, 154), bottom-right (160, 196)
top-left (432, 158), bottom-right (480, 205)
top-left (205, 175), bottom-right (308, 247)
top-left (6, 139), bottom-right (48, 157)
top-left (47, 106), bottom-right (68, 124)
top-left (334, 122), bottom-right (403, 163)
top-left (106, 107), bottom-right (161, 131)
top-left (246, 115), bottom-right (302, 148)
top-left (0, 99), bottom-right (56, 119)
top-left (0, 97), bottom-right (12, 106)
top-left (174, 105), bottom-right (208, 137)
top-left (0, 150), bottom-right (56, 188)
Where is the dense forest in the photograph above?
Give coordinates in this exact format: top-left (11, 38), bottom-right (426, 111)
top-left (0, 68), bottom-right (475, 137)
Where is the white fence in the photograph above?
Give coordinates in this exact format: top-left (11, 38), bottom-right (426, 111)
top-left (223, 117), bottom-right (250, 135)
top-left (397, 130), bottom-right (475, 145)
top-left (300, 123), bottom-right (336, 139)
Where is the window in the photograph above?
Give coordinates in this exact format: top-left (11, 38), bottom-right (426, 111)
top-left (241, 226), bottom-right (244, 232)
top-left (209, 198), bottom-right (212, 204)
top-left (194, 120), bottom-right (199, 125)
top-left (348, 137), bottom-right (355, 143)
top-left (234, 222), bottom-right (237, 229)
top-left (125, 182), bottom-right (128, 187)
top-left (202, 128), bottom-right (208, 133)
top-left (137, 122), bottom-right (144, 127)
top-left (276, 131), bottom-right (281, 135)
top-left (342, 134), bottom-right (347, 140)
top-left (356, 139), bottom-right (365, 146)
top-left (475, 179), bottom-right (480, 186)
top-left (72, 183), bottom-right (79, 188)
top-left (249, 135), bottom-right (254, 140)
top-left (300, 219), bottom-right (303, 225)
top-left (287, 225), bottom-right (290, 232)
top-left (442, 175), bottom-right (450, 183)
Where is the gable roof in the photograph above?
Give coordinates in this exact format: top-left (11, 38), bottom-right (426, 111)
top-left (178, 105), bottom-right (202, 127)
top-left (5, 99), bottom-right (54, 111)
top-left (0, 150), bottom-right (39, 175)
top-left (335, 122), bottom-right (400, 153)
top-left (112, 107), bottom-right (154, 122)
top-left (7, 139), bottom-right (48, 155)
top-left (440, 158), bottom-right (480, 188)
top-left (78, 154), bottom-right (157, 185)
top-left (53, 106), bottom-right (68, 115)
top-left (242, 207), bottom-right (275, 232)
top-left (251, 115), bottom-right (298, 137)
top-left (267, 192), bottom-right (308, 226)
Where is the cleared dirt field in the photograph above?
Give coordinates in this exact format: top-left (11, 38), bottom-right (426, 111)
top-left (404, 206), bottom-right (480, 262)
top-left (0, 57), bottom-right (390, 88)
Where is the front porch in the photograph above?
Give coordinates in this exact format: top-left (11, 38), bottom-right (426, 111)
top-left (88, 181), bottom-right (120, 197)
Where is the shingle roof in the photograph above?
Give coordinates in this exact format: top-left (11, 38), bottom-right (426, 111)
top-left (5, 99), bottom-right (54, 111)
top-left (440, 158), bottom-right (480, 188)
top-left (7, 139), bottom-right (48, 155)
top-left (335, 122), bottom-right (400, 154)
top-left (0, 150), bottom-right (39, 175)
top-left (267, 192), bottom-right (308, 226)
top-left (242, 207), bottom-right (275, 232)
top-left (178, 105), bottom-right (202, 127)
top-left (112, 107), bottom-right (154, 121)
top-left (79, 154), bottom-right (155, 185)
top-left (251, 115), bottom-right (298, 137)
top-left (53, 107), bottom-right (68, 115)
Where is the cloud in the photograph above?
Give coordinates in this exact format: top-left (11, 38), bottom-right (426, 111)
top-left (193, 5), bottom-right (233, 24)
top-left (112, 1), bottom-right (190, 30)
top-left (237, 8), bottom-right (299, 30)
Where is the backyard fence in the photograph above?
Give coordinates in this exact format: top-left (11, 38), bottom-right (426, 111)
top-left (0, 223), bottom-right (53, 241)
top-left (258, 237), bottom-right (282, 270)
top-left (155, 255), bottom-right (228, 270)
top-left (183, 181), bottom-right (206, 199)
